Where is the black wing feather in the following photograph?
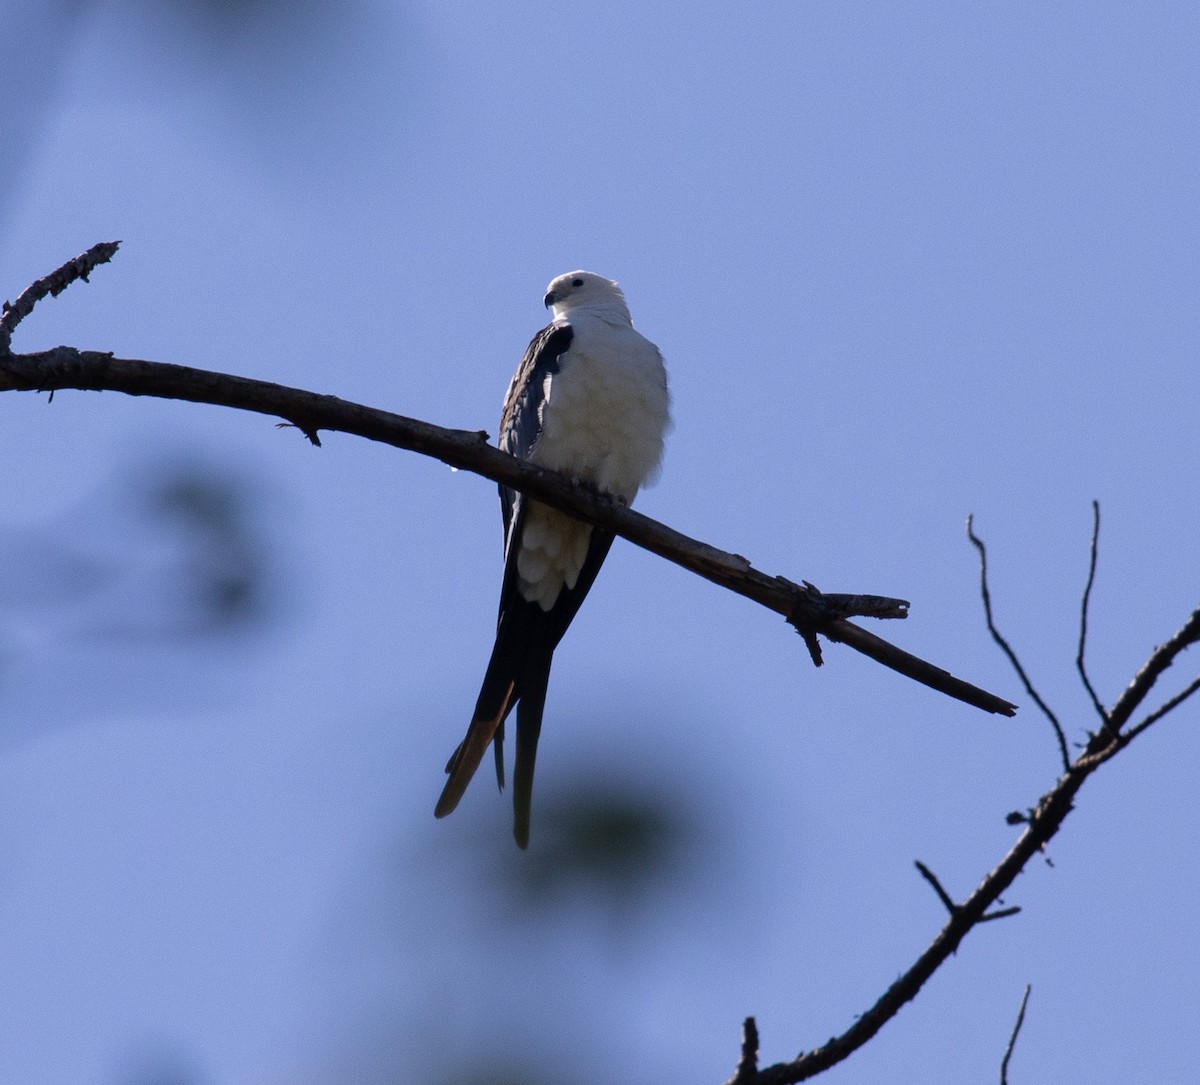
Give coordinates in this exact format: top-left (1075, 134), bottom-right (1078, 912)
top-left (498, 321), bottom-right (573, 539)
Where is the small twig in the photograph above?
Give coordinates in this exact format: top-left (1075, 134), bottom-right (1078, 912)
top-left (1076, 501), bottom-right (1108, 724)
top-left (1000, 984), bottom-right (1031, 1085)
top-left (727, 1017), bottom-right (760, 1085)
top-left (978, 905), bottom-right (1022, 922)
top-left (0, 241), bottom-right (121, 353)
top-left (275, 420), bottom-right (322, 446)
top-left (796, 625), bottom-right (824, 667)
top-left (967, 515), bottom-right (1069, 767)
top-left (914, 861), bottom-right (958, 915)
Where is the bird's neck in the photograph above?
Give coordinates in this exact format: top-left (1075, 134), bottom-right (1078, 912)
top-left (560, 301), bottom-right (632, 327)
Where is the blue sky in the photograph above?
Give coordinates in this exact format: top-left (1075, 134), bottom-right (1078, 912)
top-left (2, 2), bottom-right (1198, 1082)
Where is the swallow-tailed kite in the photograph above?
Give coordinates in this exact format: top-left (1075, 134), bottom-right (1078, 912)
top-left (434, 271), bottom-right (671, 847)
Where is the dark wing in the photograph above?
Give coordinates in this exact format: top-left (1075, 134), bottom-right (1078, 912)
top-left (497, 321), bottom-right (573, 542)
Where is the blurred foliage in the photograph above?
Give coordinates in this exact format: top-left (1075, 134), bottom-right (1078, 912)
top-left (439, 1064), bottom-right (563, 1085)
top-left (149, 466), bottom-right (271, 631)
top-left (0, 454), bottom-right (281, 651)
top-left (122, 0), bottom-right (355, 60)
top-left (137, 0), bottom-right (329, 27)
top-left (480, 770), bottom-right (704, 924)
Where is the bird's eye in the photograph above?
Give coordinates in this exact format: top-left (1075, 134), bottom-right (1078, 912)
top-left (571, 277), bottom-right (584, 287)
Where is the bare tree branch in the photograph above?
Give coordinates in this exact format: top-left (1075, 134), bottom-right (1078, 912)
top-left (737, 582), bottom-right (1200, 1084)
top-left (1076, 501), bottom-right (1108, 723)
top-left (967, 515), bottom-right (1068, 765)
top-left (0, 245), bottom-right (1018, 718)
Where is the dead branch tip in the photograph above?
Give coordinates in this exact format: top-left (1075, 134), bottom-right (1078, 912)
top-left (728, 1016), bottom-right (760, 1085)
top-left (0, 241), bottom-right (122, 353)
top-left (914, 860), bottom-right (958, 915)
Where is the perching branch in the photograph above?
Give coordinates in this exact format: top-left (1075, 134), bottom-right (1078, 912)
top-left (729, 520), bottom-right (1199, 1085)
top-left (0, 243), bottom-right (1017, 717)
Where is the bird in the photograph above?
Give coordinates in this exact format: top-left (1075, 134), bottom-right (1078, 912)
top-left (434, 270), bottom-right (671, 847)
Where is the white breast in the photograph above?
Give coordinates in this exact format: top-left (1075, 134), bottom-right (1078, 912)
top-left (532, 315), bottom-right (670, 499)
top-left (515, 314), bottom-right (670, 611)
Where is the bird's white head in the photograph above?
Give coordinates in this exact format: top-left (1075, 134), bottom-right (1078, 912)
top-left (543, 270), bottom-right (631, 324)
